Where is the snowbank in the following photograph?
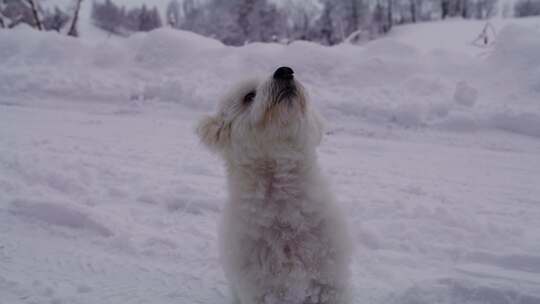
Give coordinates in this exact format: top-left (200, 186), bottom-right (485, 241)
top-left (1, 19), bottom-right (540, 137)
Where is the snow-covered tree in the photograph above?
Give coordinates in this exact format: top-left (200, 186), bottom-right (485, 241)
top-left (166, 0), bottom-right (180, 28)
top-left (91, 0), bottom-right (162, 35)
top-left (180, 0), bottom-right (205, 32)
top-left (138, 5), bottom-right (162, 32)
top-left (42, 6), bottom-right (69, 32)
top-left (372, 0), bottom-right (390, 34)
top-left (340, 0), bottom-right (370, 38)
top-left (473, 0), bottom-right (498, 18)
top-left (285, 0), bottom-right (319, 41)
top-left (1, 0), bottom-right (71, 32)
top-left (247, 0), bottom-right (287, 42)
top-left (1, 0), bottom-right (72, 32)
top-left (410, 0), bottom-right (421, 22)
top-left (226, 0), bottom-right (286, 44)
top-left (91, 0), bottom-right (124, 34)
top-left (0, 0), bottom-right (36, 29)
top-left (124, 4), bottom-right (162, 32)
top-left (314, 1), bottom-right (338, 45)
top-left (514, 0), bottom-right (540, 16)
top-left (436, 0), bottom-right (498, 19)
top-left (179, 0), bottom-right (286, 45)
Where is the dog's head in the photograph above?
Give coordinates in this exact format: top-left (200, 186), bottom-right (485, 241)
top-left (197, 67), bottom-right (324, 160)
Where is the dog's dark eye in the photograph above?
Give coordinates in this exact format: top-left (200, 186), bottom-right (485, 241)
top-left (243, 91), bottom-right (256, 105)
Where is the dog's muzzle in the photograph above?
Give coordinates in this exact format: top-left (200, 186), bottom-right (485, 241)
top-left (272, 67), bottom-right (297, 102)
top-left (273, 66), bottom-right (294, 80)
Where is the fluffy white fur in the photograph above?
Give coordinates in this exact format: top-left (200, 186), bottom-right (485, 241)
top-left (197, 70), bottom-right (351, 304)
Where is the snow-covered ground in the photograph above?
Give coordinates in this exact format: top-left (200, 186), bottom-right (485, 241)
top-left (1, 17), bottom-right (540, 304)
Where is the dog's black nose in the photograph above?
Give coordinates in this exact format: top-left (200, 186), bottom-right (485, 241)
top-left (273, 66), bottom-right (294, 80)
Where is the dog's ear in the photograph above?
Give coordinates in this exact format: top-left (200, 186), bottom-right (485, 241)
top-left (196, 115), bottom-right (229, 151)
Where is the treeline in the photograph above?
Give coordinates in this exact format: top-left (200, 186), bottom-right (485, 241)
top-left (91, 0), bottom-right (507, 45)
top-left (514, 0), bottom-right (540, 17)
top-left (91, 0), bottom-right (162, 36)
top-left (3, 0), bottom-right (540, 44)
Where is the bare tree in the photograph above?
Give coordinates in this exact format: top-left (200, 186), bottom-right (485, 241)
top-left (409, 0), bottom-right (417, 22)
top-left (67, 0), bottom-right (83, 37)
top-left (387, 0), bottom-right (394, 29)
top-left (461, 0), bottom-right (470, 17)
top-left (441, 0), bottom-right (450, 18)
top-left (407, 0), bottom-right (425, 22)
top-left (0, 0), bottom-right (6, 28)
top-left (24, 0), bottom-right (42, 30)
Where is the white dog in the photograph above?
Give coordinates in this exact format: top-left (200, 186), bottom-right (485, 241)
top-left (197, 67), bottom-right (351, 304)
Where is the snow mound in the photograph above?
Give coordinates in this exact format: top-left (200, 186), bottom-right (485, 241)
top-left (133, 28), bottom-right (224, 68)
top-left (8, 199), bottom-right (112, 237)
top-left (454, 81), bottom-right (478, 107)
top-left (488, 112), bottom-right (540, 138)
top-left (392, 277), bottom-right (540, 304)
top-left (490, 24), bottom-right (540, 70)
top-left (1, 18), bottom-right (540, 138)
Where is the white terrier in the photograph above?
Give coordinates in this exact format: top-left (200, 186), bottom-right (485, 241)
top-left (197, 67), bottom-right (351, 304)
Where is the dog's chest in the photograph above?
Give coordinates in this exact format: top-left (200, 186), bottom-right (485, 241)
top-left (225, 161), bottom-right (335, 280)
top-left (233, 163), bottom-right (322, 236)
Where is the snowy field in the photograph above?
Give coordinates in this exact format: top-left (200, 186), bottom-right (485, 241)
top-left (1, 17), bottom-right (540, 303)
